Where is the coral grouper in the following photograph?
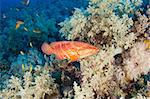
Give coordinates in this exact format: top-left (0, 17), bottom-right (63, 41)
top-left (41, 41), bottom-right (99, 62)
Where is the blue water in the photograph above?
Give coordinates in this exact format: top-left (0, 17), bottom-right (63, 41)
top-left (0, 0), bottom-right (88, 55)
top-left (1, 0), bottom-right (20, 11)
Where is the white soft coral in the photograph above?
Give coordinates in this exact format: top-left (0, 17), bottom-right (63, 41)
top-left (124, 42), bottom-right (150, 80)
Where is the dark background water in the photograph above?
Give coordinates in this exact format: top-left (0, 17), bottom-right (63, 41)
top-left (0, 0), bottom-right (89, 11)
top-left (1, 0), bottom-right (21, 11)
top-left (1, 0), bottom-right (149, 11)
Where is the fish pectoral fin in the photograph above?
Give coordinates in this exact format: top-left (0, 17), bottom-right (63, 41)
top-left (67, 60), bottom-right (72, 64)
top-left (62, 58), bottom-right (71, 64)
top-left (70, 55), bottom-right (78, 62)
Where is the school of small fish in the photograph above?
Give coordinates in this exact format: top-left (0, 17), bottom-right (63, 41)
top-left (15, 20), bottom-right (41, 33)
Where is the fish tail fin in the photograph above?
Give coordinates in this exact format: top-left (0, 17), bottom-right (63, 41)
top-left (41, 42), bottom-right (53, 55)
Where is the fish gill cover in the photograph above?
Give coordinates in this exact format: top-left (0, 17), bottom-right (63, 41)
top-left (0, 0), bottom-right (150, 99)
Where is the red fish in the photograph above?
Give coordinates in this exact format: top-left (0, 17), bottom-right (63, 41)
top-left (41, 41), bottom-right (99, 62)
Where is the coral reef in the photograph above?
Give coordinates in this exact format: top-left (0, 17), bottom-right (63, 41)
top-left (59, 0), bottom-right (150, 98)
top-left (0, 0), bottom-right (150, 99)
top-left (0, 71), bottom-right (58, 99)
top-left (124, 42), bottom-right (150, 80)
